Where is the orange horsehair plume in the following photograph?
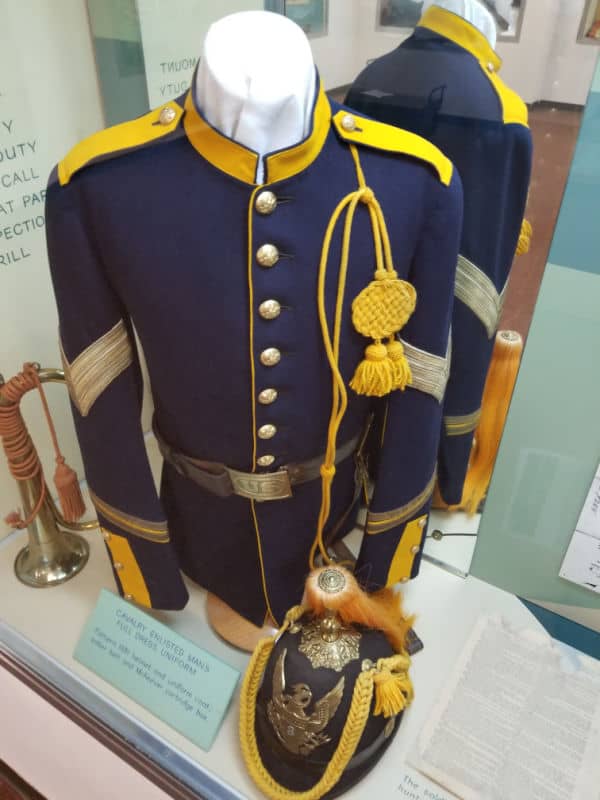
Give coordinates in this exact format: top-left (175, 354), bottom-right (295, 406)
top-left (460, 330), bottom-right (523, 514)
top-left (303, 566), bottom-right (414, 653)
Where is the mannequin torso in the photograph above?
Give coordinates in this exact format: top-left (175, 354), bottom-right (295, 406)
top-left (195, 10), bottom-right (315, 183)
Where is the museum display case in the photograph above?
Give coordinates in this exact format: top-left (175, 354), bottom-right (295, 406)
top-left (1, 2), bottom-right (600, 799)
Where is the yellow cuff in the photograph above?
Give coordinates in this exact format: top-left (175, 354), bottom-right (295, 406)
top-left (102, 528), bottom-right (151, 607)
top-left (386, 515), bottom-right (428, 587)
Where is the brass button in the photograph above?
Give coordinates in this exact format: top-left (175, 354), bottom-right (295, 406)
top-left (400, 576), bottom-right (409, 584)
top-left (102, 531), bottom-right (111, 542)
top-left (260, 347), bottom-right (281, 366)
top-left (124, 594), bottom-right (133, 601)
top-left (257, 454), bottom-right (275, 467)
top-left (259, 299), bottom-right (281, 320)
top-left (487, 62), bottom-right (495, 73)
top-left (159, 106), bottom-right (177, 125)
top-left (256, 244), bottom-right (279, 267)
top-left (419, 517), bottom-right (427, 528)
top-left (258, 424), bottom-right (277, 440)
top-left (255, 191), bottom-right (277, 215)
top-left (114, 562), bottom-right (124, 571)
top-left (410, 545), bottom-right (420, 555)
top-left (341, 113), bottom-right (357, 131)
top-left (258, 388), bottom-right (278, 405)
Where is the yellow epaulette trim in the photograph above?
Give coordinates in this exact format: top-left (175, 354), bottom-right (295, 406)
top-left (486, 73), bottom-right (529, 127)
top-left (57, 101), bottom-right (184, 186)
top-left (333, 110), bottom-right (453, 187)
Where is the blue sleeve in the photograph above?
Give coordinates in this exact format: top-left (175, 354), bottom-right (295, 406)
top-left (438, 122), bottom-right (533, 504)
top-left (45, 171), bottom-right (188, 610)
top-left (356, 168), bottom-right (463, 588)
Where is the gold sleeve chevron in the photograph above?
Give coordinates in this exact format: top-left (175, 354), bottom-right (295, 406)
top-left (60, 319), bottom-right (133, 417)
top-left (90, 490), bottom-right (170, 543)
top-left (455, 255), bottom-right (506, 338)
top-left (400, 337), bottom-right (451, 402)
top-left (366, 470), bottom-right (436, 535)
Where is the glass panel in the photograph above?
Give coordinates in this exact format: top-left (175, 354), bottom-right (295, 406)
top-left (471, 56), bottom-right (600, 631)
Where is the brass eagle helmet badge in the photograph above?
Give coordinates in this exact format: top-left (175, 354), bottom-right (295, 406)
top-left (267, 648), bottom-right (345, 756)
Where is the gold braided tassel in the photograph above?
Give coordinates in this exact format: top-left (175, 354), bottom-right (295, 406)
top-left (349, 342), bottom-right (393, 397)
top-left (386, 338), bottom-right (412, 390)
top-left (372, 657), bottom-right (414, 718)
top-left (350, 269), bottom-right (416, 397)
top-left (516, 218), bottom-right (532, 255)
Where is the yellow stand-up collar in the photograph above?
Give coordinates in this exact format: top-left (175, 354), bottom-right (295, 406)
top-left (418, 5), bottom-right (502, 73)
top-left (183, 81), bottom-right (331, 186)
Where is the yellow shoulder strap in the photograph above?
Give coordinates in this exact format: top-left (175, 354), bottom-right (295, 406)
top-left (58, 101), bottom-right (184, 186)
top-left (332, 110), bottom-right (453, 186)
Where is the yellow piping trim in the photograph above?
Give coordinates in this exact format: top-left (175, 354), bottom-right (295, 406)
top-left (418, 6), bottom-right (528, 127)
top-left (386, 515), bottom-right (427, 586)
top-left (444, 408), bottom-right (481, 437)
top-left (366, 471), bottom-right (436, 534)
top-left (103, 529), bottom-right (151, 607)
top-left (183, 82), bottom-right (331, 185)
top-left (332, 111), bottom-right (453, 186)
top-left (184, 92), bottom-right (257, 184)
top-left (58, 102), bottom-right (184, 186)
top-left (247, 186), bottom-right (276, 624)
top-left (90, 491), bottom-right (169, 543)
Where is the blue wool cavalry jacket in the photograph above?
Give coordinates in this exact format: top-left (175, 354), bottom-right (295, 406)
top-left (46, 74), bottom-right (462, 625)
top-left (346, 6), bottom-right (532, 504)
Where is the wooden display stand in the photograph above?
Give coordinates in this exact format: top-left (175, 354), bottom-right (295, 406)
top-left (205, 593), bottom-right (277, 652)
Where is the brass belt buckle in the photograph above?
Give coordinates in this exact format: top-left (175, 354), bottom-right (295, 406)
top-left (228, 468), bottom-right (293, 501)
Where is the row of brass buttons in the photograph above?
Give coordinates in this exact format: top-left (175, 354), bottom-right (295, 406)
top-left (255, 191), bottom-right (280, 467)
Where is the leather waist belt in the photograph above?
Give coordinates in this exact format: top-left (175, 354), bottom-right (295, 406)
top-left (153, 422), bottom-right (361, 502)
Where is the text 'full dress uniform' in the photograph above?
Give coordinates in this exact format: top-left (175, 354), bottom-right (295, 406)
top-left (346, 6), bottom-right (533, 504)
top-left (46, 74), bottom-right (462, 625)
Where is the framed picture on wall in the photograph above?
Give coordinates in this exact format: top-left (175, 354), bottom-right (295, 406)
top-left (376, 0), bottom-right (424, 30)
top-left (283, 0), bottom-right (328, 38)
top-left (578, 0), bottom-right (600, 43)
